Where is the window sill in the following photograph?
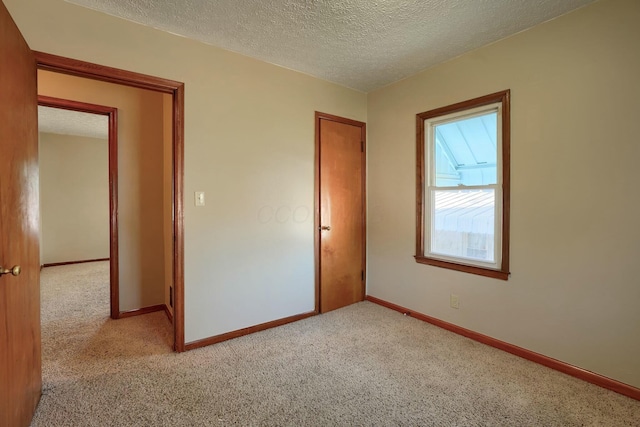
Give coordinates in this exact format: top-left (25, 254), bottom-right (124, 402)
top-left (414, 255), bottom-right (509, 280)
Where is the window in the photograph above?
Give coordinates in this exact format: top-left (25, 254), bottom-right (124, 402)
top-left (415, 90), bottom-right (510, 280)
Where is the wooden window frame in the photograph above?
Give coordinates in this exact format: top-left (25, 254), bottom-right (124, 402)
top-left (415, 90), bottom-right (511, 280)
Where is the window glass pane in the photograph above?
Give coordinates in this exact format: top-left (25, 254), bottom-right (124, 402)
top-left (433, 112), bottom-right (497, 187)
top-left (430, 189), bottom-right (495, 263)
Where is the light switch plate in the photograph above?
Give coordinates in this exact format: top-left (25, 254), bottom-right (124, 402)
top-left (195, 191), bottom-right (205, 207)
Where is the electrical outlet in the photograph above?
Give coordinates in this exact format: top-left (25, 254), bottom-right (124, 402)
top-left (450, 294), bottom-right (460, 309)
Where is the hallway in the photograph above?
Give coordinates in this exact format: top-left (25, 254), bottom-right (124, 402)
top-left (38, 261), bottom-right (172, 409)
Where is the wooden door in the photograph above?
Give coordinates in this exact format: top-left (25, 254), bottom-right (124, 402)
top-left (316, 112), bottom-right (366, 313)
top-left (0, 2), bottom-right (42, 426)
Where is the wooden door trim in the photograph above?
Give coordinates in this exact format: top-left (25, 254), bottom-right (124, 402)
top-left (38, 95), bottom-right (120, 319)
top-left (35, 52), bottom-right (186, 352)
top-left (314, 112), bottom-right (367, 314)
top-left (35, 52), bottom-right (180, 94)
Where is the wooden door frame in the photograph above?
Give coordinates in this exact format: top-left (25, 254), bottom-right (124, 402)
top-left (38, 95), bottom-right (120, 319)
top-left (34, 52), bottom-right (186, 352)
top-left (314, 112), bottom-right (367, 314)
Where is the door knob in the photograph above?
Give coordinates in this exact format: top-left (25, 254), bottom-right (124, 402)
top-left (320, 226), bottom-right (331, 231)
top-left (0, 265), bottom-right (21, 277)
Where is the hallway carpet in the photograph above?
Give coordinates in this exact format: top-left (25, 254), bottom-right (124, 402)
top-left (32, 262), bottom-right (639, 426)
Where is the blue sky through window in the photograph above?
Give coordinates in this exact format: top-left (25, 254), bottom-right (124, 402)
top-left (434, 112), bottom-right (497, 187)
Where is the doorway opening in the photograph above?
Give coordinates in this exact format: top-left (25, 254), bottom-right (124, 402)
top-left (35, 52), bottom-right (186, 352)
top-left (38, 96), bottom-right (119, 318)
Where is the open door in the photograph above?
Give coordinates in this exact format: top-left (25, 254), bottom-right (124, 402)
top-left (0, 1), bottom-right (42, 426)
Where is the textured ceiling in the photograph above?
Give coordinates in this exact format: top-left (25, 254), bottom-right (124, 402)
top-left (65, 0), bottom-right (595, 92)
top-left (38, 106), bottom-right (108, 140)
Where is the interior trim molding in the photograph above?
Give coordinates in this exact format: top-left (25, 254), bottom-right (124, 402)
top-left (365, 295), bottom-right (640, 401)
top-left (118, 304), bottom-right (165, 319)
top-left (164, 304), bottom-right (173, 323)
top-left (35, 52), bottom-right (182, 93)
top-left (42, 258), bottom-right (110, 268)
top-left (184, 311), bottom-right (316, 351)
top-left (35, 51), bottom-right (186, 352)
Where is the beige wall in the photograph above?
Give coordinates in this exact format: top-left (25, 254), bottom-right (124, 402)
top-left (6, 0), bottom-right (367, 342)
top-left (367, 0), bottom-right (640, 388)
top-left (38, 71), bottom-right (167, 312)
top-left (39, 132), bottom-right (109, 264)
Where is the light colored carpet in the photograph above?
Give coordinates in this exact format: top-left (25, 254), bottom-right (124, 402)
top-left (32, 262), bottom-right (639, 426)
